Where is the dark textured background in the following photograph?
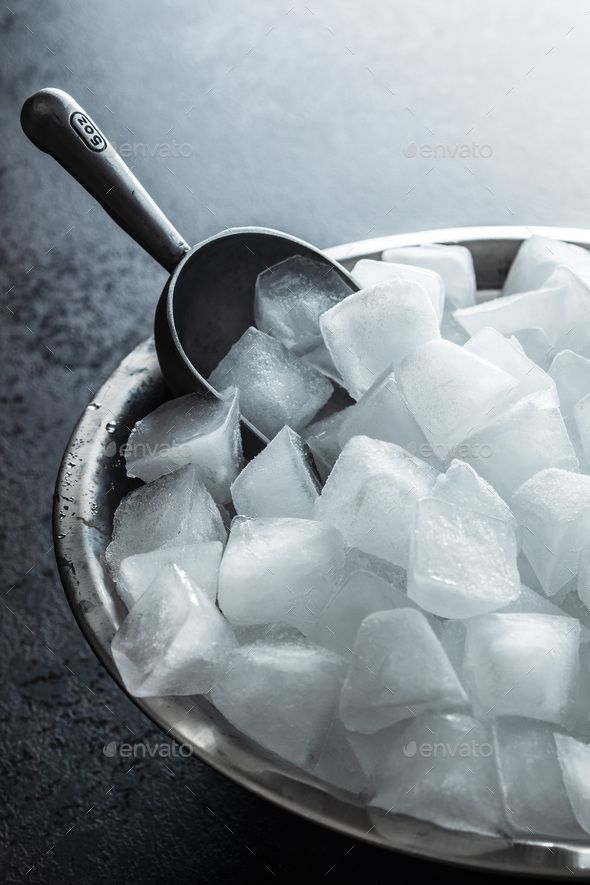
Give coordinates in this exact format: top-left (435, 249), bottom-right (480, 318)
top-left (2, 1), bottom-right (590, 881)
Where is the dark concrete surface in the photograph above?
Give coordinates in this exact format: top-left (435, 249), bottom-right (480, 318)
top-left (2, 0), bottom-right (590, 881)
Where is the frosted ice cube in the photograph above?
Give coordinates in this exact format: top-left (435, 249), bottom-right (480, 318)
top-left (105, 465), bottom-right (227, 585)
top-left (397, 339), bottom-right (518, 456)
top-left (408, 498), bottom-right (520, 618)
top-left (503, 235), bottom-right (590, 297)
top-left (512, 468), bottom-right (590, 596)
top-left (578, 547), bottom-right (590, 609)
top-left (303, 408), bottom-right (350, 481)
top-left (313, 436), bottom-right (438, 567)
top-left (433, 459), bottom-right (517, 535)
top-left (455, 286), bottom-right (564, 340)
top-left (350, 258), bottom-right (444, 319)
top-left (118, 541), bottom-right (223, 609)
top-left (382, 243), bottom-right (476, 309)
top-left (549, 350), bottom-right (590, 420)
top-left (320, 279), bottom-right (441, 399)
top-left (456, 267), bottom-right (590, 353)
top-left (574, 393), bottom-right (590, 465)
top-left (211, 640), bottom-right (345, 767)
top-left (493, 718), bottom-right (583, 838)
top-left (230, 426), bottom-right (320, 519)
top-left (254, 255), bottom-right (354, 355)
top-left (463, 613), bottom-right (580, 724)
top-left (111, 564), bottom-right (237, 697)
top-left (555, 733), bottom-right (590, 835)
top-left (464, 327), bottom-right (556, 403)
top-left (336, 369), bottom-right (437, 465)
top-left (511, 328), bottom-right (555, 370)
top-left (340, 609), bottom-right (468, 733)
top-left (459, 389), bottom-right (579, 501)
top-left (208, 327), bottom-right (333, 439)
top-left (217, 516), bottom-right (345, 634)
top-left (370, 712), bottom-right (502, 836)
top-left (308, 569), bottom-right (418, 657)
top-left (125, 388), bottom-right (242, 503)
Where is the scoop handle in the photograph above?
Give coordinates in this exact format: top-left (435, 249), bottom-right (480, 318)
top-left (21, 88), bottom-right (189, 272)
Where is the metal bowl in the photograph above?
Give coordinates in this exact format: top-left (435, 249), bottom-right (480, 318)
top-left (54, 225), bottom-right (590, 877)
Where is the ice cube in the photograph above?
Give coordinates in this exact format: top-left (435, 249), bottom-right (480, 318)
top-left (340, 609), bottom-right (468, 733)
top-left (549, 350), bottom-right (590, 420)
top-left (230, 426), bottom-right (320, 519)
top-left (118, 540), bottom-right (223, 609)
top-left (350, 258), bottom-right (444, 319)
top-left (210, 640), bottom-right (345, 767)
top-left (459, 389), bottom-right (579, 501)
top-left (308, 569), bottom-right (417, 657)
top-left (555, 733), bottom-right (590, 835)
top-left (254, 255), bottom-right (354, 355)
top-left (233, 623), bottom-right (305, 646)
top-left (397, 339), bottom-right (518, 457)
top-left (347, 723), bottom-right (408, 780)
top-left (493, 718), bottom-right (583, 838)
top-left (208, 327), bottom-right (333, 439)
top-left (301, 340), bottom-right (342, 384)
top-left (111, 564), bottom-right (237, 697)
top-left (320, 279), bottom-right (441, 399)
top-left (502, 582), bottom-right (583, 623)
top-left (463, 613), bottom-right (580, 724)
top-left (433, 459), bottom-right (517, 536)
top-left (382, 243), bottom-right (476, 309)
top-left (464, 327), bottom-right (556, 403)
top-left (370, 712), bottom-right (502, 836)
top-left (440, 305), bottom-right (469, 344)
top-left (336, 369), bottom-right (437, 465)
top-left (408, 498), bottom-right (520, 619)
top-left (313, 436), bottom-right (438, 567)
top-left (578, 547), bottom-right (590, 609)
top-left (557, 586), bottom-right (590, 643)
top-left (306, 718), bottom-right (365, 794)
top-left (456, 267), bottom-right (590, 353)
top-left (217, 516), bottom-right (345, 635)
top-left (303, 408), bottom-right (350, 481)
top-left (503, 235), bottom-right (590, 297)
top-left (125, 388), bottom-right (242, 503)
top-left (511, 328), bottom-right (555, 370)
top-left (344, 546), bottom-right (407, 587)
top-left (436, 620), bottom-right (467, 686)
top-left (512, 468), bottom-right (590, 596)
top-left (574, 393), bottom-right (590, 465)
top-left (105, 465), bottom-right (227, 585)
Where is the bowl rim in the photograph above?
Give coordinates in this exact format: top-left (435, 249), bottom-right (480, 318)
top-left (54, 224), bottom-right (590, 878)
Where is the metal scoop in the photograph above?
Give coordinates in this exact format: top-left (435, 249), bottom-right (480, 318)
top-left (21, 88), bottom-right (357, 455)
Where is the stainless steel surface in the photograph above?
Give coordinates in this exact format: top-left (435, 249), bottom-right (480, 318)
top-left (54, 225), bottom-right (590, 877)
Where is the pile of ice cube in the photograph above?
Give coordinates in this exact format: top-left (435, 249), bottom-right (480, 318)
top-left (107, 237), bottom-right (590, 841)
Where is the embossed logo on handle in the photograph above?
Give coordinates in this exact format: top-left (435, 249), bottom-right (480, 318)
top-left (69, 111), bottom-right (107, 152)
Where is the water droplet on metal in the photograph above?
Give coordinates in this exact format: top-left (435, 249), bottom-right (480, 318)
top-left (88, 402), bottom-right (101, 410)
top-left (106, 422), bottom-right (116, 433)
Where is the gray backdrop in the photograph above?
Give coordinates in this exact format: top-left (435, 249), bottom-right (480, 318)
top-left (1, 0), bottom-right (589, 881)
